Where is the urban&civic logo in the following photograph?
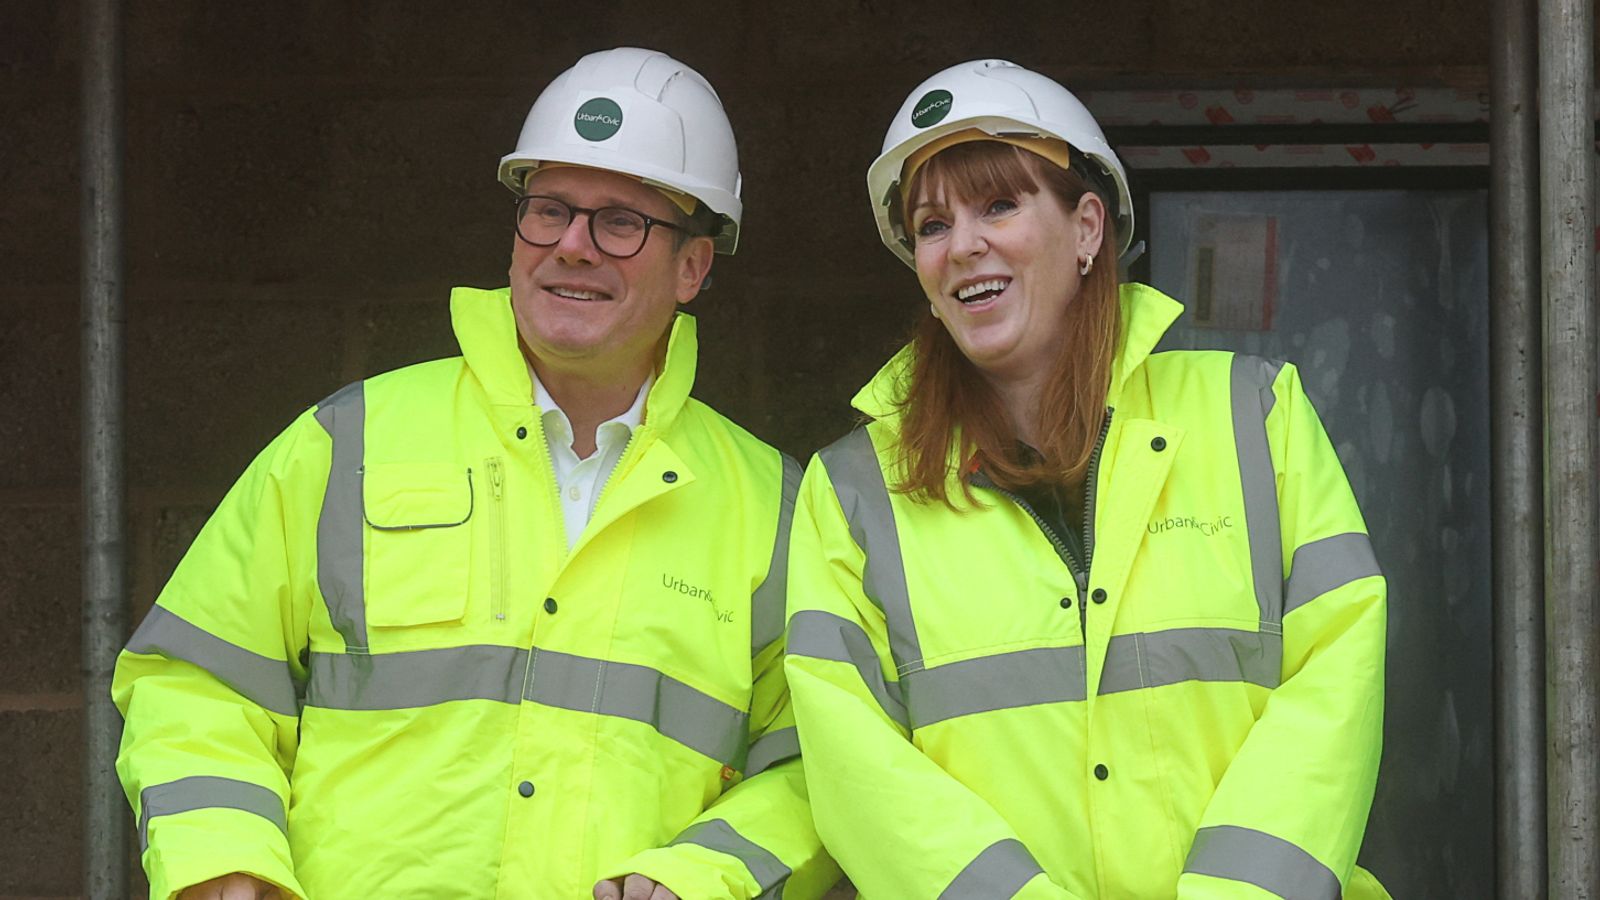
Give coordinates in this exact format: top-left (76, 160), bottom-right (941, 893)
top-left (574, 97), bottom-right (624, 141)
top-left (1148, 514), bottom-right (1235, 537)
top-left (911, 89), bottom-right (953, 128)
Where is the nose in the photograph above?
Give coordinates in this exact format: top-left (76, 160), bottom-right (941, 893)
top-left (948, 215), bottom-right (988, 261)
top-left (553, 211), bottom-right (602, 265)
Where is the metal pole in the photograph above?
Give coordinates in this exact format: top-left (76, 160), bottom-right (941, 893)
top-left (81, 0), bottom-right (128, 895)
top-left (1540, 0), bottom-right (1599, 891)
top-left (1491, 0), bottom-right (1546, 892)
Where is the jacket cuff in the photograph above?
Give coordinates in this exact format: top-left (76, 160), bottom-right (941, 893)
top-left (602, 844), bottom-right (757, 900)
top-left (144, 810), bottom-right (303, 900)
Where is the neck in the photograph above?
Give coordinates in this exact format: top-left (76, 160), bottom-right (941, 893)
top-left (531, 357), bottom-right (651, 459)
top-left (983, 367), bottom-right (1049, 449)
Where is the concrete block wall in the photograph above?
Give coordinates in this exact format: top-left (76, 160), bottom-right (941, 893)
top-left (3, 1), bottom-right (1500, 895)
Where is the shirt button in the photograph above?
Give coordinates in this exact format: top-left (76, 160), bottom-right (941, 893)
top-left (568, 485), bottom-right (581, 501)
top-left (1092, 588), bottom-right (1107, 604)
top-left (516, 426), bottom-right (528, 440)
top-left (518, 781), bottom-right (535, 797)
top-left (1094, 764), bottom-right (1109, 780)
top-left (543, 597), bottom-right (558, 614)
top-left (662, 470), bottom-right (678, 483)
top-left (1059, 597), bottom-right (1073, 609)
top-left (1151, 436), bottom-right (1167, 451)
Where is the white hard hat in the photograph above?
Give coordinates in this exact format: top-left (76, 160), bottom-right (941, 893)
top-left (867, 59), bottom-right (1135, 267)
top-left (499, 47), bottom-right (744, 255)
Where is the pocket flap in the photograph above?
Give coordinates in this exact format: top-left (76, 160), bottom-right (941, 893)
top-left (362, 462), bottom-right (474, 529)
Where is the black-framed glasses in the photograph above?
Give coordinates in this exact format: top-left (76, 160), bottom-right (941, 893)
top-left (514, 195), bottom-right (687, 259)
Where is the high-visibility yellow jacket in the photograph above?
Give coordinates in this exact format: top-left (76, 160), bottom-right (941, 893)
top-left (785, 284), bottom-right (1389, 899)
top-left (114, 287), bottom-right (839, 900)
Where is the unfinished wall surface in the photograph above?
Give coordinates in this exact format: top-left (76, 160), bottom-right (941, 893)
top-left (1, 0), bottom-right (1511, 896)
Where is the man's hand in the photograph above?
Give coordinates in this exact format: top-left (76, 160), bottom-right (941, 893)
top-left (178, 873), bottom-right (281, 900)
top-left (593, 874), bottom-right (679, 900)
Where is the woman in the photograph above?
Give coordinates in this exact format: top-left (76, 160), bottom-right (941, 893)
top-left (784, 59), bottom-right (1389, 899)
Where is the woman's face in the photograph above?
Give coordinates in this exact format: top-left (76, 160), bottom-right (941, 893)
top-left (909, 172), bottom-right (1104, 384)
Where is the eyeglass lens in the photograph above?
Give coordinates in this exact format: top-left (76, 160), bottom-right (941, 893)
top-left (516, 196), bottom-right (651, 257)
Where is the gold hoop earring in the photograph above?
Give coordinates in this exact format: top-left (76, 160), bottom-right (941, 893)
top-left (1079, 253), bottom-right (1095, 276)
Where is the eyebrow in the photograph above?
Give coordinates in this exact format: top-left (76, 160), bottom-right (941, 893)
top-left (538, 191), bottom-right (625, 207)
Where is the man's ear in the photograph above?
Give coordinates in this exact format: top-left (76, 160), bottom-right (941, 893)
top-left (675, 237), bottom-right (715, 305)
top-left (1076, 192), bottom-right (1107, 260)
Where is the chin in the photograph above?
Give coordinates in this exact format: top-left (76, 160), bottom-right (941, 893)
top-left (952, 333), bottom-right (1020, 369)
top-left (540, 321), bottom-right (607, 350)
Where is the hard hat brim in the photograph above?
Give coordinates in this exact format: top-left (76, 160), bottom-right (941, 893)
top-left (867, 114), bottom-right (1135, 268)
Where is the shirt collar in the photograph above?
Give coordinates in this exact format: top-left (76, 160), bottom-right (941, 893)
top-left (531, 367), bottom-right (654, 449)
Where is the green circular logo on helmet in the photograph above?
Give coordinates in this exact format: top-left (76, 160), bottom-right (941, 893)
top-left (574, 98), bottom-right (624, 141)
top-left (910, 89), bottom-right (953, 128)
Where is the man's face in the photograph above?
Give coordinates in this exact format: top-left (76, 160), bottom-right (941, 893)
top-left (509, 166), bottom-right (712, 382)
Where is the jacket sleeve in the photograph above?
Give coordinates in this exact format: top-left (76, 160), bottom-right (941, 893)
top-left (112, 410), bottom-right (329, 900)
top-left (606, 455), bottom-right (842, 900)
top-left (783, 453), bottom-right (1079, 900)
top-left (1177, 361), bottom-right (1387, 899)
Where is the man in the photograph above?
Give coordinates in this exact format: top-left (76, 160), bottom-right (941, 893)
top-left (113, 47), bottom-right (838, 900)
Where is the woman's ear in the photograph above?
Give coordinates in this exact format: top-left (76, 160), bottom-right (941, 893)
top-left (1075, 192), bottom-right (1107, 260)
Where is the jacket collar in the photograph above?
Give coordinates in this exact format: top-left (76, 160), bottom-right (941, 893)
top-left (449, 286), bottom-right (698, 435)
top-left (850, 283), bottom-right (1185, 422)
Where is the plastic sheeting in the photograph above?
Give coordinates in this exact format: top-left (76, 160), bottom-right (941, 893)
top-left (1149, 189), bottom-right (1492, 899)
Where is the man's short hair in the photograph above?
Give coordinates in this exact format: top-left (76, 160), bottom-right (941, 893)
top-left (674, 203), bottom-right (722, 250)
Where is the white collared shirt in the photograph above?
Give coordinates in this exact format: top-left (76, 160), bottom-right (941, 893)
top-left (532, 370), bottom-right (652, 549)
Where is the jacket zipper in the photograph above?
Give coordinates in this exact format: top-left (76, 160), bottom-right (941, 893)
top-left (976, 475), bottom-right (1085, 586)
top-left (1078, 408), bottom-right (1114, 635)
top-left (1081, 408), bottom-right (1114, 577)
top-left (972, 408), bottom-right (1115, 630)
top-left (526, 417), bottom-right (567, 563)
top-left (487, 458), bottom-right (507, 622)
top-left (593, 425), bottom-right (644, 514)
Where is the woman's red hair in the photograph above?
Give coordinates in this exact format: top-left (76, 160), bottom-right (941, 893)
top-left (891, 141), bottom-right (1122, 505)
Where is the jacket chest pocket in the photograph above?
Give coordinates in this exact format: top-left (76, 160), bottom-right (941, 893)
top-left (362, 462), bottom-right (474, 627)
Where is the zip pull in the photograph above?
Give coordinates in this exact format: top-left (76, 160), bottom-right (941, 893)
top-left (1075, 570), bottom-right (1089, 637)
top-left (486, 458), bottom-right (508, 622)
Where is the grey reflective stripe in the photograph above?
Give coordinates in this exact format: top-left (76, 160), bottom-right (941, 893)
top-left (901, 628), bottom-right (1279, 727)
top-left (306, 645), bottom-right (747, 767)
top-left (125, 605), bottom-right (301, 717)
top-left (752, 455), bottom-right (803, 655)
top-left (938, 839), bottom-right (1044, 899)
top-left (1099, 628), bottom-right (1282, 695)
top-left (671, 818), bottom-right (792, 898)
top-left (1185, 825), bottom-right (1341, 900)
top-left (1231, 355), bottom-right (1285, 629)
top-left (818, 427), bottom-right (923, 675)
top-left (307, 644), bottom-right (526, 709)
top-left (746, 726), bottom-right (800, 777)
top-left (139, 775), bottom-right (286, 852)
top-left (313, 381), bottom-right (368, 651)
top-left (787, 609), bottom-right (908, 729)
top-left (906, 646), bottom-right (1085, 729)
top-left (1285, 532), bottom-right (1381, 616)
top-left (527, 647), bottom-right (749, 769)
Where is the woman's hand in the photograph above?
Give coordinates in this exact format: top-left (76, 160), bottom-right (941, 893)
top-left (178, 873), bottom-right (280, 899)
top-left (593, 873), bottom-right (679, 900)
